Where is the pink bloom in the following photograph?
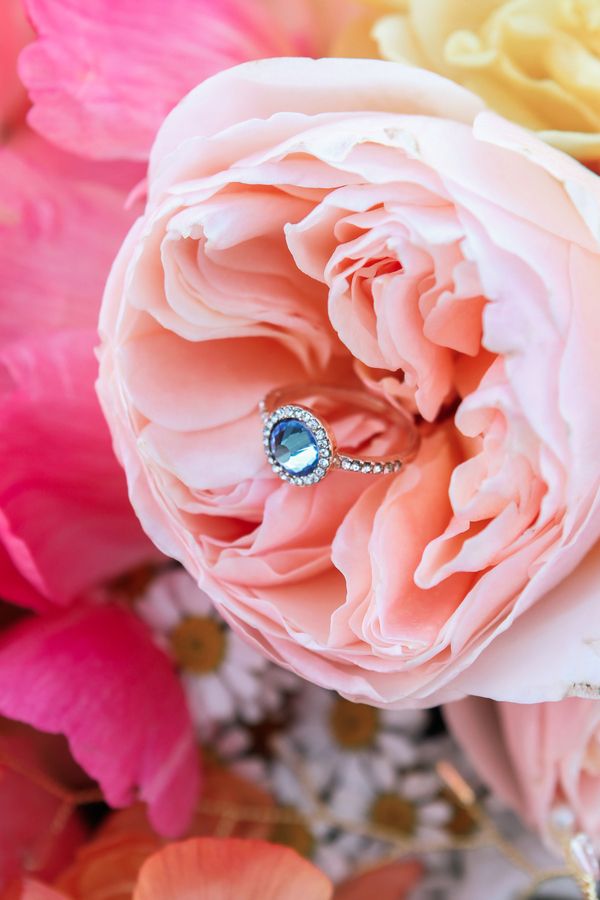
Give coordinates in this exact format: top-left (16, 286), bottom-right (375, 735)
top-left (0, 603), bottom-right (199, 837)
top-left (19, 0), bottom-right (360, 162)
top-left (445, 693), bottom-right (600, 846)
top-left (0, 131), bottom-right (156, 610)
top-left (98, 58), bottom-right (600, 708)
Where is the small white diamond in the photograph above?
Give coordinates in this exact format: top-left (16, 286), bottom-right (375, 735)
top-left (351, 462), bottom-right (361, 472)
top-left (316, 468), bottom-right (324, 477)
top-left (342, 459), bottom-right (351, 470)
top-left (362, 464), bottom-right (372, 473)
top-left (373, 464), bottom-right (383, 474)
top-left (384, 463), bottom-right (393, 473)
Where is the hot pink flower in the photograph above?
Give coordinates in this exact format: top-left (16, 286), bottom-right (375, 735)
top-left (0, 130), bottom-right (156, 611)
top-left (19, 0), bottom-right (361, 162)
top-left (0, 603), bottom-right (199, 837)
top-left (0, 0), bottom-right (199, 845)
top-left (98, 58), bottom-right (600, 707)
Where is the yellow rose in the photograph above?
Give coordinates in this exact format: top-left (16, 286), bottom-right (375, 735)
top-left (343, 0), bottom-right (600, 162)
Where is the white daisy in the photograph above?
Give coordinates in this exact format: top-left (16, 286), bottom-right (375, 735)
top-left (279, 682), bottom-right (432, 797)
top-left (268, 756), bottom-right (365, 882)
top-left (263, 688), bottom-right (453, 882)
top-left (330, 761), bottom-right (453, 847)
top-left (137, 567), bottom-right (293, 737)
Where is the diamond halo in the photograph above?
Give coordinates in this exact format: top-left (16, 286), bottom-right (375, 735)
top-left (262, 404), bottom-right (334, 487)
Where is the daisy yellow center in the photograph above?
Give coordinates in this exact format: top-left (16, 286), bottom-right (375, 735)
top-left (370, 793), bottom-right (417, 837)
top-left (169, 616), bottom-right (226, 674)
top-left (329, 697), bottom-right (379, 749)
top-left (270, 807), bottom-right (315, 858)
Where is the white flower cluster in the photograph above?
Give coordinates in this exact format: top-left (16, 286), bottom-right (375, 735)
top-left (138, 567), bottom-right (459, 881)
top-left (137, 567), bottom-right (577, 895)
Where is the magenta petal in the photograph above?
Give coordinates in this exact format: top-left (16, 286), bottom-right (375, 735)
top-left (0, 603), bottom-right (199, 837)
top-left (20, 0), bottom-right (292, 161)
top-left (0, 130), bottom-right (142, 346)
top-left (0, 329), bottom-right (157, 609)
top-left (0, 130), bottom-right (153, 608)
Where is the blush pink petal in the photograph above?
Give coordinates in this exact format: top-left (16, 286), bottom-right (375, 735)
top-left (149, 59), bottom-right (483, 175)
top-left (331, 428), bottom-right (471, 659)
top-left (445, 696), bottom-right (600, 844)
top-left (0, 604), bottom-right (199, 836)
top-left (442, 535), bottom-right (600, 703)
top-left (19, 0), bottom-right (335, 162)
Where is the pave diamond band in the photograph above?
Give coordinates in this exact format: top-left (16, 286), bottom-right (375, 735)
top-left (260, 384), bottom-right (419, 487)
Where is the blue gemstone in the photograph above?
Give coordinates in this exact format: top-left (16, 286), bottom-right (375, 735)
top-left (270, 419), bottom-right (319, 476)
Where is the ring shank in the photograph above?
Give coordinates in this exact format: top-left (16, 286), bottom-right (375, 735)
top-left (261, 382), bottom-right (420, 470)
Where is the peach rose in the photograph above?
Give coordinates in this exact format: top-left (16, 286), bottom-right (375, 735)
top-left (446, 695), bottom-right (600, 848)
top-left (98, 58), bottom-right (600, 707)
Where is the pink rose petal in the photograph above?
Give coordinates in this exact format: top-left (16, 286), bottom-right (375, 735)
top-left (0, 603), bottom-right (199, 837)
top-left (0, 131), bottom-right (154, 609)
top-left (19, 0), bottom-right (335, 161)
top-left (0, 329), bottom-right (158, 610)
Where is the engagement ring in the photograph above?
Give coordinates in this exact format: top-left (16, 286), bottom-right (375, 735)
top-left (260, 384), bottom-right (420, 486)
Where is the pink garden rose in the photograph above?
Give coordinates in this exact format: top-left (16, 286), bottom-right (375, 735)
top-left (446, 692), bottom-right (600, 847)
top-left (98, 57), bottom-right (600, 708)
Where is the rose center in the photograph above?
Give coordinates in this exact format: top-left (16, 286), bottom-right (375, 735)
top-left (169, 617), bottom-right (226, 674)
top-left (329, 698), bottom-right (380, 749)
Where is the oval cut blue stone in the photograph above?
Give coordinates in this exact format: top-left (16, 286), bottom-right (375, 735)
top-left (270, 419), bottom-right (319, 476)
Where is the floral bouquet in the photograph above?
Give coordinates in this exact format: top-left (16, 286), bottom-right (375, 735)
top-left (2, 1), bottom-right (600, 897)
